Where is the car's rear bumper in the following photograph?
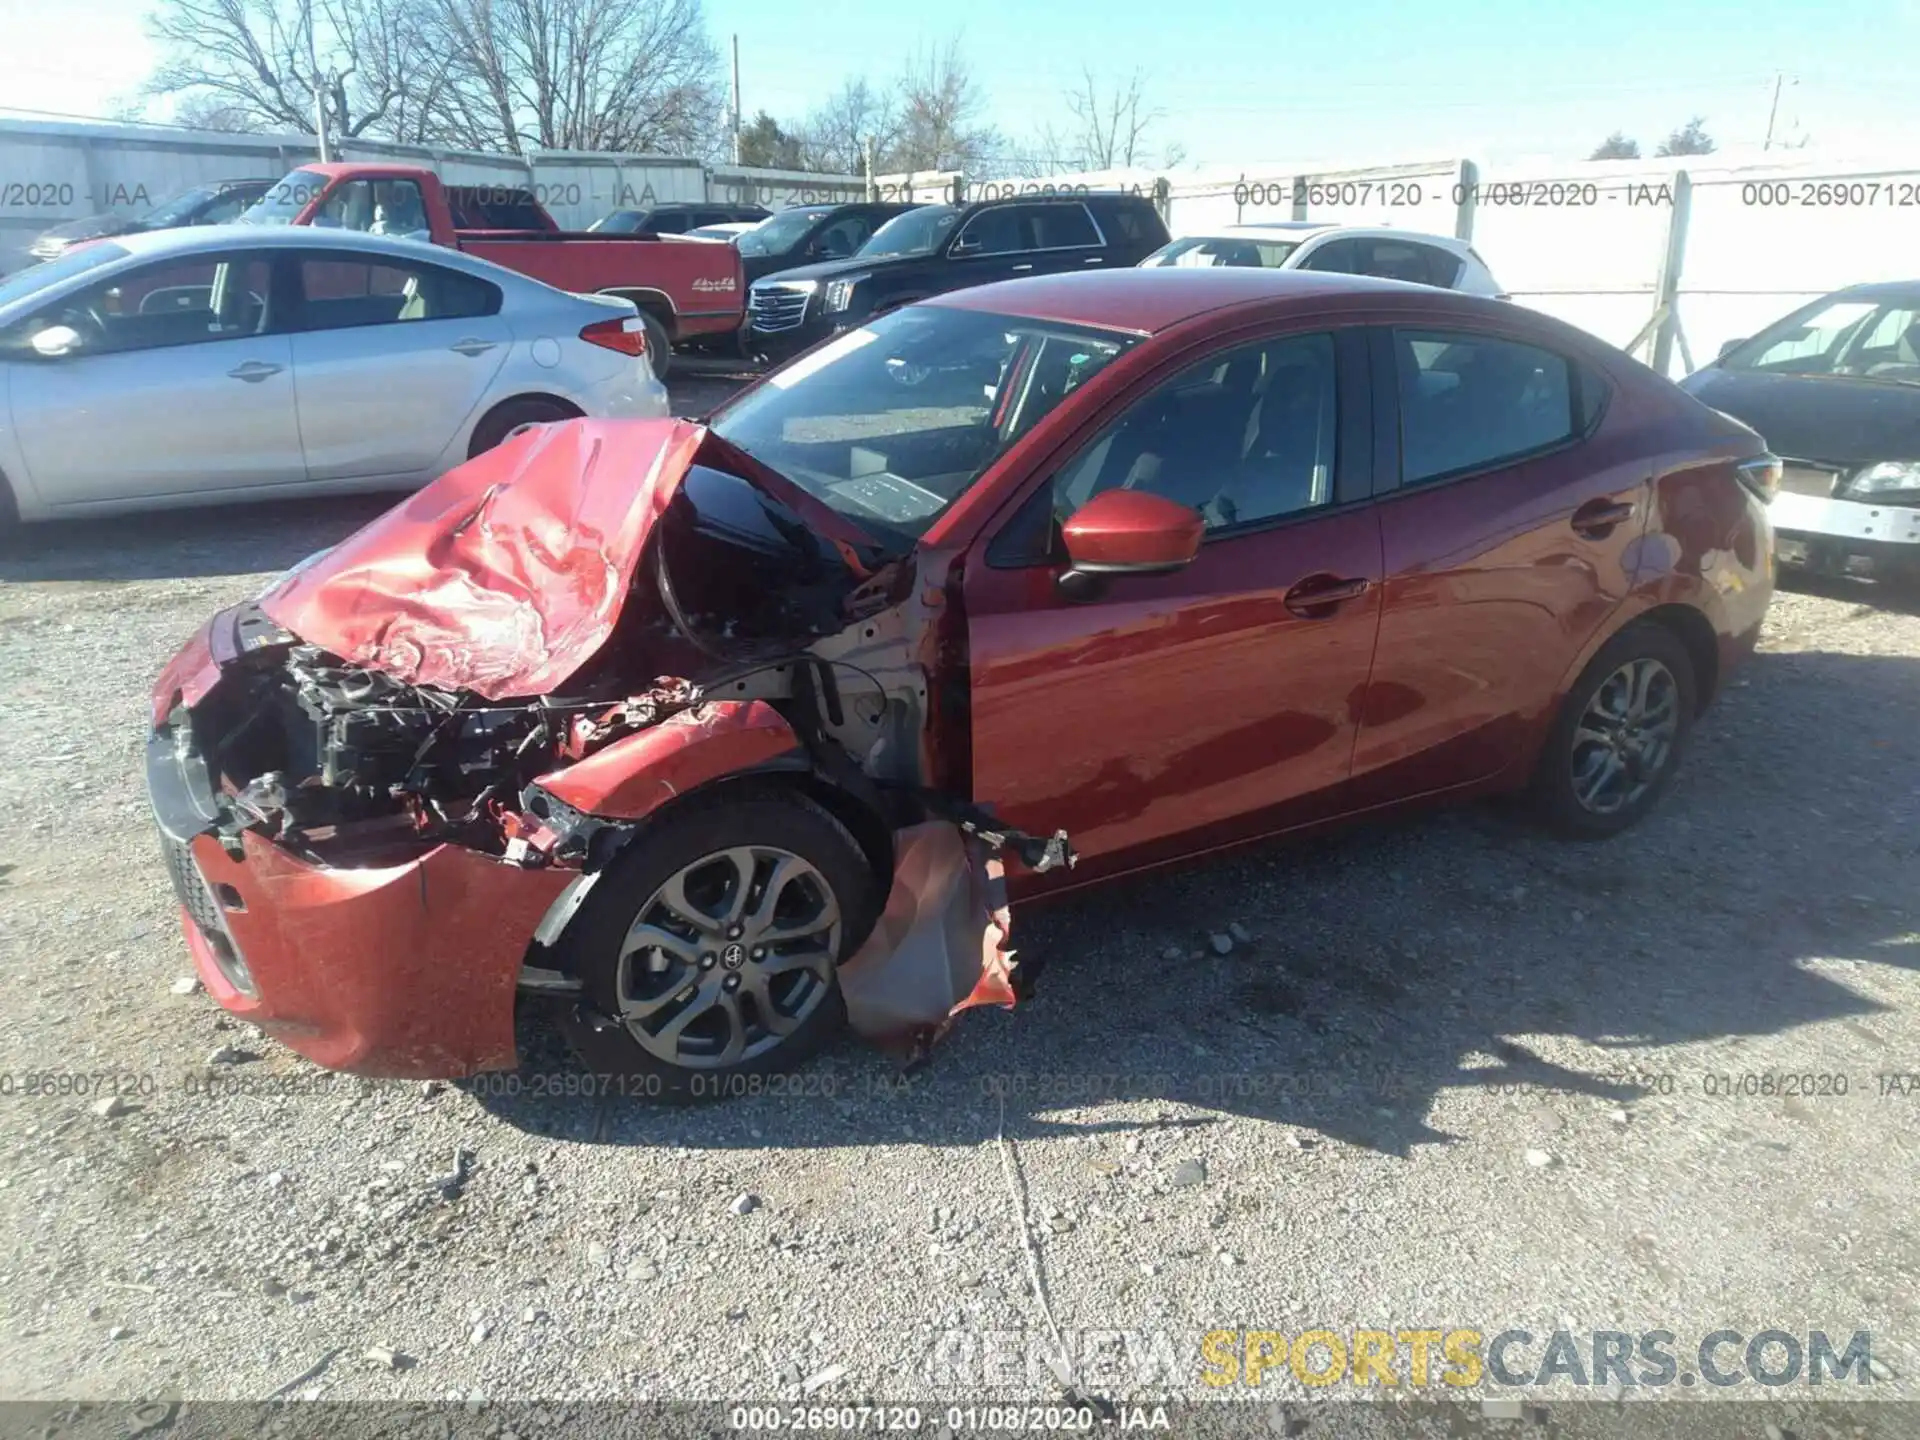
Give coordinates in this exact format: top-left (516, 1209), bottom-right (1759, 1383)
top-left (147, 723), bottom-right (571, 1078)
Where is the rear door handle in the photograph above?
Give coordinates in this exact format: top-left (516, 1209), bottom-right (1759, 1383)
top-left (1571, 498), bottom-right (1636, 538)
top-left (1284, 574), bottom-right (1372, 617)
top-left (226, 360), bottom-right (283, 383)
top-left (1010, 263), bottom-right (1034, 272)
top-left (450, 338), bottom-right (497, 357)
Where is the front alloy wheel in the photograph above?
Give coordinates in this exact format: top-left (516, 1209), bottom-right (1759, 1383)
top-left (554, 789), bottom-right (880, 1100)
top-left (616, 846), bottom-right (841, 1069)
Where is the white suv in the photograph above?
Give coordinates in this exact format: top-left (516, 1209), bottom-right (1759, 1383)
top-left (1140, 222), bottom-right (1505, 298)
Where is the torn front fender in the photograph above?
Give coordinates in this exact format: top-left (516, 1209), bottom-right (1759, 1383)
top-left (837, 821), bottom-right (1018, 1047)
top-left (534, 700), bottom-right (803, 821)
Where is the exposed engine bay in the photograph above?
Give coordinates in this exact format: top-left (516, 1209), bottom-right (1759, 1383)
top-left (175, 453), bottom-right (1068, 877)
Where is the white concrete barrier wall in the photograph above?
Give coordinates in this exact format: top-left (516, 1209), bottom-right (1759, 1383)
top-left (0, 118), bottom-right (862, 270)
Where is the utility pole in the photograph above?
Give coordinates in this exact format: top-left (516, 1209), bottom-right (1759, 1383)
top-left (304, 0), bottom-right (332, 161)
top-left (730, 35), bottom-right (742, 164)
top-left (1763, 71), bottom-right (1784, 151)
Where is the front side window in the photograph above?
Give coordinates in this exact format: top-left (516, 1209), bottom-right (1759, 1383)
top-left (1047, 332), bottom-right (1339, 536)
top-left (1395, 330), bottom-right (1578, 484)
top-left (16, 253), bottom-right (271, 356)
top-left (707, 305), bottom-right (1138, 545)
top-left (953, 207), bottom-right (1027, 257)
top-left (294, 256), bottom-right (499, 329)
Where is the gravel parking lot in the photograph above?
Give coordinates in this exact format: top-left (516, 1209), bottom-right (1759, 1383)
top-left (1, 374), bottom-right (1916, 1428)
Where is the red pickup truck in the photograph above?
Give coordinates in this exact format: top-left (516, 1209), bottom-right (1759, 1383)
top-left (240, 162), bottom-right (743, 376)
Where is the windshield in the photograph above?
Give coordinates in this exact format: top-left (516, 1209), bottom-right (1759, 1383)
top-left (0, 242), bottom-right (131, 310)
top-left (1722, 295), bottom-right (1920, 384)
top-left (143, 185), bottom-right (221, 226)
top-left (707, 304), bottom-right (1138, 545)
top-left (238, 168), bottom-right (331, 226)
top-left (1143, 235), bottom-right (1303, 269)
top-left (857, 205), bottom-right (960, 259)
top-left (737, 209), bottom-right (828, 256)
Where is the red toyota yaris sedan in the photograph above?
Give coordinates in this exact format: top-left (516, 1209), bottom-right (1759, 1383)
top-left (147, 268), bottom-right (1777, 1097)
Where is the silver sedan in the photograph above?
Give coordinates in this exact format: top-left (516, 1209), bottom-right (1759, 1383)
top-left (0, 226), bottom-right (669, 524)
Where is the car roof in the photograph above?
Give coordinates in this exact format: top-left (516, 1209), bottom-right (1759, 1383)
top-left (1182, 222), bottom-right (1468, 249)
top-left (1835, 280), bottom-right (1920, 302)
top-left (103, 225), bottom-right (459, 262)
top-left (928, 266), bottom-right (1498, 334)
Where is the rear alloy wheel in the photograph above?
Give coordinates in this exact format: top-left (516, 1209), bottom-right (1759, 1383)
top-left (554, 790), bottom-right (879, 1101)
top-left (1533, 622), bottom-right (1697, 839)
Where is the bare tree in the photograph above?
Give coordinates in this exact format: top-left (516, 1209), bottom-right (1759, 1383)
top-left (1062, 67), bottom-right (1180, 171)
top-left (145, 0), bottom-right (424, 139)
top-left (414, 0), bottom-right (725, 155)
top-left (891, 38), bottom-right (1000, 172)
top-left (144, 0), bottom-right (727, 155)
top-left (797, 77), bottom-right (901, 175)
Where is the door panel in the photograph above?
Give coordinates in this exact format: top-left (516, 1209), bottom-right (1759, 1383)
top-left (966, 513), bottom-right (1383, 888)
top-left (7, 251), bottom-right (303, 505)
top-left (962, 326), bottom-right (1384, 890)
top-left (287, 253), bottom-right (510, 481)
top-left (1347, 327), bottom-right (1648, 804)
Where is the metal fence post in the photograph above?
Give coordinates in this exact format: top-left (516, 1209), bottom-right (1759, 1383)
top-left (1650, 170), bottom-right (1692, 378)
top-left (1291, 176), bottom-right (1309, 222)
top-left (1454, 158), bottom-right (1478, 242)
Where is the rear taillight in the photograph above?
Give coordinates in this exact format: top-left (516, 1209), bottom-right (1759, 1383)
top-left (580, 315), bottom-right (647, 356)
top-left (1736, 453), bottom-right (1782, 503)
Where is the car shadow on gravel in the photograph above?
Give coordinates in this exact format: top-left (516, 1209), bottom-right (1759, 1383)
top-left (0, 494), bottom-right (399, 582)
top-left (473, 645), bottom-right (1919, 1160)
top-left (1778, 566), bottom-right (1920, 617)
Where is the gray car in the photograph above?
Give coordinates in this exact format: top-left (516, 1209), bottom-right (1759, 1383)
top-left (0, 226), bottom-right (668, 525)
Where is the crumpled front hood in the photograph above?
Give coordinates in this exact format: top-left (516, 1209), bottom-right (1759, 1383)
top-left (260, 419), bottom-right (707, 700)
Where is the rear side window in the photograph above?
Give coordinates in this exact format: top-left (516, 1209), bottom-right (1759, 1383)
top-left (1393, 329), bottom-right (1580, 484)
top-left (294, 255), bottom-right (501, 330)
top-left (1298, 238), bottom-right (1358, 274)
top-left (1031, 204), bottom-right (1099, 249)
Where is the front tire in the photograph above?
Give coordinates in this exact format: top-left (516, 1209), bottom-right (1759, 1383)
top-left (1532, 621), bottom-right (1697, 840)
top-left (553, 789), bottom-right (880, 1102)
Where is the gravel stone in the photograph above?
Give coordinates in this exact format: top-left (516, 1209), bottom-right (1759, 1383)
top-left (1170, 1158), bottom-right (1207, 1188)
top-left (169, 976), bottom-right (202, 996)
top-left (89, 1095), bottom-right (130, 1120)
top-left (1207, 933), bottom-right (1234, 956)
top-left (729, 1193), bottom-right (760, 1216)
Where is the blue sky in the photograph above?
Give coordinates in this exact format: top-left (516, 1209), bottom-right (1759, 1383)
top-left (0, 0), bottom-right (1910, 167)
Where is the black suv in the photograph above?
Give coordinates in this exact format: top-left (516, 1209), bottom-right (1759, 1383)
top-left (745, 193), bottom-right (1171, 364)
top-left (590, 202), bottom-right (772, 235)
top-left (735, 201), bottom-right (921, 285)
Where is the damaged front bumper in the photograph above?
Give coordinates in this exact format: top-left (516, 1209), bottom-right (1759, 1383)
top-left (148, 707), bottom-right (574, 1077)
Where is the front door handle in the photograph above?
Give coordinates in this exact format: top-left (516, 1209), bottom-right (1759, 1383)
top-left (1571, 498), bottom-right (1636, 538)
top-left (450, 338), bottom-right (498, 357)
top-left (226, 360), bottom-right (283, 383)
top-left (1284, 574), bottom-right (1371, 617)
top-left (1010, 263), bottom-right (1034, 272)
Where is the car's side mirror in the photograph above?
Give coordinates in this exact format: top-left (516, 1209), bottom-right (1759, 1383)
top-left (1717, 337), bottom-right (1746, 362)
top-left (1056, 489), bottom-right (1203, 599)
top-left (30, 323), bottom-right (83, 358)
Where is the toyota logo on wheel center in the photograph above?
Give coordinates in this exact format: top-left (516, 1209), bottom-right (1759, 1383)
top-left (722, 943), bottom-right (746, 969)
